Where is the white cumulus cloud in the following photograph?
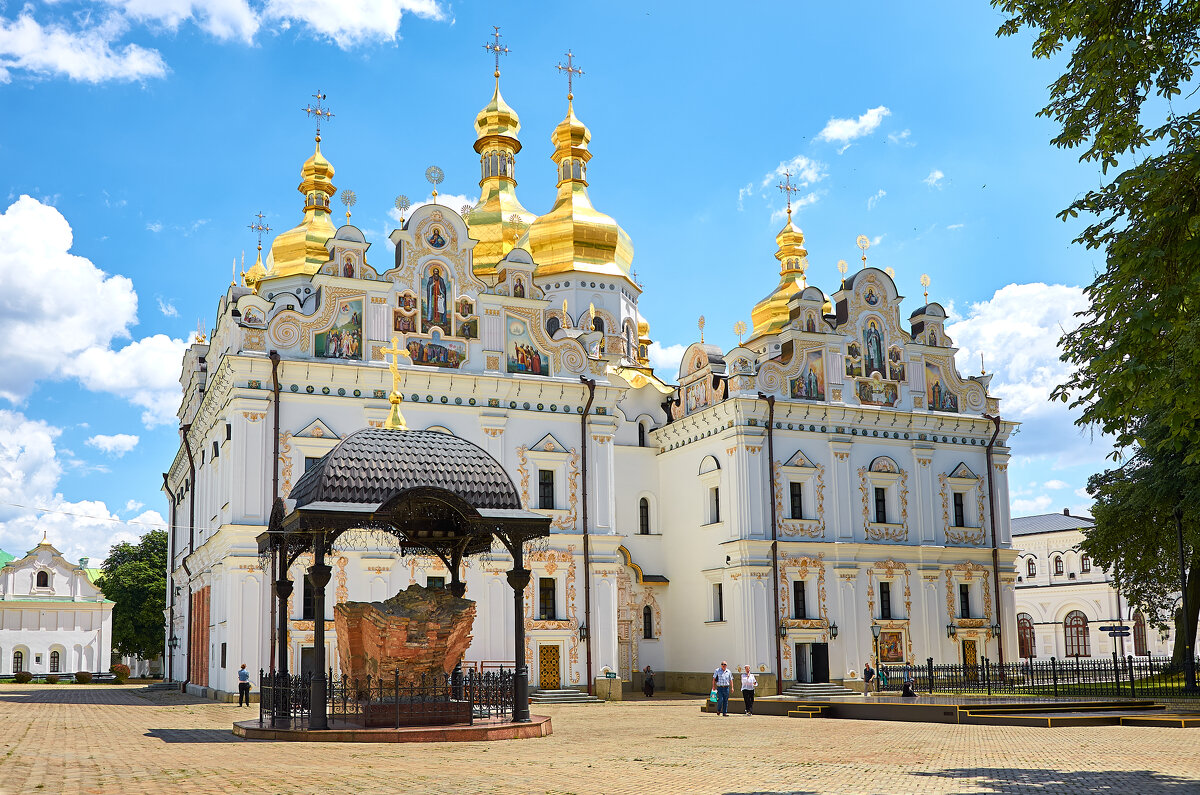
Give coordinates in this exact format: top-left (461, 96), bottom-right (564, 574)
top-left (85, 433), bottom-right (140, 457)
top-left (887, 129), bottom-right (913, 146)
top-left (923, 169), bottom-right (945, 188)
top-left (0, 13), bottom-right (167, 83)
top-left (68, 335), bottom-right (187, 427)
top-left (105, 0), bottom-right (259, 43)
top-left (867, 189), bottom-right (886, 211)
top-left (817, 106), bottom-right (891, 146)
top-left (157, 297), bottom-right (179, 317)
top-left (648, 342), bottom-right (686, 380)
top-left (264, 0), bottom-right (446, 48)
top-left (1043, 479), bottom-right (1070, 490)
top-left (761, 155), bottom-right (827, 190)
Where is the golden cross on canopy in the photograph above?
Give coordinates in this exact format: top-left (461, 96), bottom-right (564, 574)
top-left (777, 170), bottom-right (800, 221)
top-left (301, 90), bottom-right (334, 139)
top-left (248, 212), bottom-right (271, 252)
top-left (381, 334), bottom-right (411, 430)
top-left (484, 26), bottom-right (510, 78)
top-left (556, 49), bottom-right (583, 100)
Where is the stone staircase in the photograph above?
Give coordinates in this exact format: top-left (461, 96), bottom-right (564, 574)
top-left (142, 681), bottom-right (179, 692)
top-left (528, 688), bottom-right (604, 705)
top-left (782, 682), bottom-right (859, 699)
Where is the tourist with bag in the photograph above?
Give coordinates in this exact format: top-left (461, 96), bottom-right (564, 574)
top-left (863, 662), bottom-right (875, 695)
top-left (712, 661), bottom-right (733, 716)
top-left (740, 665), bottom-right (758, 715)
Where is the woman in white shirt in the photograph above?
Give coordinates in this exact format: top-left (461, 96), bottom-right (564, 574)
top-left (741, 665), bottom-right (758, 715)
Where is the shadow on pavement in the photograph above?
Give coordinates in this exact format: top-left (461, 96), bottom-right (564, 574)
top-left (144, 728), bottom-right (249, 743)
top-left (910, 767), bottom-right (1198, 794)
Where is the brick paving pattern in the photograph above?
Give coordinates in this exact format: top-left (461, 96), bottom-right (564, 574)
top-left (1, 684), bottom-right (1199, 794)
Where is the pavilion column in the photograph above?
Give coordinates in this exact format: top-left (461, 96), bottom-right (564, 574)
top-left (507, 544), bottom-right (532, 723)
top-left (273, 540), bottom-right (293, 728)
top-left (308, 535), bottom-right (332, 730)
top-left (450, 556), bottom-right (466, 700)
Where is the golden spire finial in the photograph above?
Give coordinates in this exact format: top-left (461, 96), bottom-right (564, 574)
top-left (301, 90), bottom-right (334, 142)
top-left (340, 189), bottom-right (356, 222)
top-left (426, 166), bottom-right (444, 204)
top-left (777, 170), bottom-right (800, 222)
top-left (41, 530), bottom-right (48, 544)
top-left (698, 314), bottom-right (706, 344)
top-left (884, 266), bottom-right (895, 279)
top-left (231, 256), bottom-right (237, 288)
top-left (856, 234), bottom-right (870, 267)
top-left (249, 212), bottom-right (271, 253)
top-left (484, 26), bottom-right (510, 81)
top-left (980, 352), bottom-right (986, 376)
top-left (920, 273), bottom-right (930, 303)
top-left (561, 299), bottom-right (570, 328)
top-left (195, 319), bottom-right (207, 345)
top-left (798, 259), bottom-right (808, 289)
top-left (733, 320), bottom-right (747, 346)
top-left (557, 49), bottom-right (583, 102)
top-left (381, 334), bottom-right (411, 430)
top-left (837, 259), bottom-right (848, 289)
top-left (588, 301), bottom-right (596, 329)
top-left (394, 195), bottom-right (411, 225)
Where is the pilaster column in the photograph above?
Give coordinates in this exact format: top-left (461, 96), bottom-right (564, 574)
top-left (828, 438), bottom-right (854, 540)
top-left (307, 538), bottom-right (331, 731)
top-left (911, 446), bottom-right (936, 544)
top-left (507, 557), bottom-right (532, 723)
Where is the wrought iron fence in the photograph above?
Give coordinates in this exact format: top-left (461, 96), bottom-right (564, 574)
top-left (259, 668), bottom-right (514, 728)
top-left (870, 654), bottom-right (1200, 699)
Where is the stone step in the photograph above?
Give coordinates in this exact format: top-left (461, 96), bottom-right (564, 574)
top-left (783, 683), bottom-right (859, 698)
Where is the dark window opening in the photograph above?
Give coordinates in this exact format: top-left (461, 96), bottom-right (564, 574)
top-left (304, 456), bottom-right (321, 473)
top-left (49, 651), bottom-right (60, 673)
top-left (427, 576), bottom-right (445, 589)
top-left (546, 316), bottom-right (561, 337)
top-left (36, 571), bottom-right (48, 588)
top-left (710, 487), bottom-right (721, 523)
top-left (638, 497), bottom-right (650, 535)
top-left (643, 605), bottom-right (653, 639)
top-left (953, 492), bottom-right (966, 527)
top-left (1081, 555), bottom-right (1091, 573)
top-left (879, 581), bottom-right (892, 620)
top-left (790, 482), bottom-right (804, 520)
top-left (12, 651), bottom-right (23, 673)
top-left (713, 583), bottom-right (724, 622)
top-left (1017, 613), bottom-right (1036, 658)
top-left (1064, 610), bottom-right (1089, 657)
top-left (638, 423), bottom-right (646, 447)
top-left (538, 577), bottom-right (556, 620)
top-left (1027, 558), bottom-right (1036, 577)
top-left (874, 487), bottom-right (887, 524)
top-left (220, 642), bottom-right (227, 669)
top-left (959, 583), bottom-right (971, 618)
top-left (538, 470), bottom-right (555, 510)
top-left (793, 580), bottom-right (807, 620)
top-left (1054, 557), bottom-right (1064, 576)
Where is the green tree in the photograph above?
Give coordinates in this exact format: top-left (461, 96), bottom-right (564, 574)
top-left (992, 1), bottom-right (1200, 463)
top-left (97, 530), bottom-right (167, 662)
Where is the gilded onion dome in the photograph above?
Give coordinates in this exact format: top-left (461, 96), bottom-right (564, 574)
top-left (467, 77), bottom-right (537, 278)
top-left (244, 247), bottom-right (267, 292)
top-left (748, 215), bottom-right (809, 343)
top-left (521, 99), bottom-right (634, 282)
top-left (266, 136), bottom-right (338, 278)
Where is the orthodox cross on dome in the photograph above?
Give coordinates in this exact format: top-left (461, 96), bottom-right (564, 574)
top-left (381, 334), bottom-right (411, 430)
top-left (301, 90), bottom-right (334, 140)
top-left (556, 49), bottom-right (584, 100)
top-left (733, 320), bottom-right (746, 346)
top-left (248, 211), bottom-right (271, 252)
top-left (484, 26), bottom-right (510, 78)
top-left (777, 170), bottom-right (800, 221)
top-left (698, 314), bottom-right (706, 344)
top-left (856, 234), bottom-right (870, 267)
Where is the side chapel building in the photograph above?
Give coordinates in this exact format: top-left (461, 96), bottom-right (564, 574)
top-left (164, 63), bottom-right (1019, 698)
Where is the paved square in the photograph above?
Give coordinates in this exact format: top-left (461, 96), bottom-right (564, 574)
top-left (2, 685), bottom-right (1200, 794)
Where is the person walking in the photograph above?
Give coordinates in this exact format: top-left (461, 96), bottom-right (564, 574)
top-left (877, 663), bottom-right (889, 692)
top-left (237, 663), bottom-right (251, 707)
top-left (740, 665), bottom-right (758, 715)
top-left (712, 661), bottom-right (733, 716)
top-left (643, 666), bottom-right (655, 698)
top-left (862, 662), bottom-right (875, 695)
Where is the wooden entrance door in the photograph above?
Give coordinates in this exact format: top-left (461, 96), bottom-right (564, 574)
top-left (538, 645), bottom-right (561, 689)
top-left (962, 638), bottom-right (979, 682)
top-left (811, 643), bottom-right (830, 684)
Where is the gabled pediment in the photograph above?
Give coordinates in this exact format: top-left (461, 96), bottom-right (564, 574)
top-left (782, 450), bottom-right (815, 468)
top-left (297, 419), bottom-right (340, 440)
top-left (949, 462), bottom-right (978, 480)
top-left (530, 433), bottom-right (569, 454)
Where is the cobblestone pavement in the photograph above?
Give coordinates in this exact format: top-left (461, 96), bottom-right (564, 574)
top-left (2, 684), bottom-right (1200, 794)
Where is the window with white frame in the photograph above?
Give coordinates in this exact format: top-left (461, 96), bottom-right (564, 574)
top-left (712, 582), bottom-right (724, 622)
top-left (780, 453), bottom-right (818, 525)
top-left (698, 455), bottom-right (722, 525)
top-left (864, 457), bottom-right (902, 530)
top-left (793, 579), bottom-right (808, 619)
top-left (945, 465), bottom-right (983, 528)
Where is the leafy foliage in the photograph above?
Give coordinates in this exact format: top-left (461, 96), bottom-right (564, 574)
top-left (13, 671), bottom-right (32, 684)
top-left (110, 663), bottom-right (130, 683)
top-left (993, 1), bottom-right (1200, 462)
top-left (74, 671), bottom-right (92, 684)
top-left (97, 530), bottom-right (167, 662)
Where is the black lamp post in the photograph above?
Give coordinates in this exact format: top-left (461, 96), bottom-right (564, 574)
top-left (829, 623), bottom-right (839, 640)
top-left (1175, 508), bottom-right (1196, 693)
top-left (870, 624), bottom-right (882, 692)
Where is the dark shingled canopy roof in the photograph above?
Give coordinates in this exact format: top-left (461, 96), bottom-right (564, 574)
top-left (289, 428), bottom-right (521, 511)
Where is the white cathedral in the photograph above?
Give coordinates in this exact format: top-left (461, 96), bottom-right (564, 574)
top-left (164, 68), bottom-right (1018, 699)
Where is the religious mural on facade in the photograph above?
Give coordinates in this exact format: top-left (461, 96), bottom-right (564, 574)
top-left (506, 317), bottom-right (547, 375)
top-left (314, 298), bottom-right (362, 360)
top-left (684, 379), bottom-right (710, 413)
top-left (789, 350), bottom-right (825, 401)
top-left (423, 264), bottom-right (453, 335)
top-left (456, 298), bottom-right (478, 340)
top-left (863, 319), bottom-right (886, 377)
top-left (856, 376), bottom-right (899, 407)
top-left (406, 330), bottom-right (466, 369)
top-left (845, 342), bottom-right (863, 378)
top-left (394, 292), bottom-right (417, 334)
top-left (426, 225), bottom-right (447, 249)
top-left (879, 631), bottom-right (905, 663)
top-left (926, 362), bottom-right (959, 412)
top-left (887, 347), bottom-right (906, 382)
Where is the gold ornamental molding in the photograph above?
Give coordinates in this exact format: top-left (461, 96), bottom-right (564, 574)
top-left (242, 411), bottom-right (266, 422)
top-left (778, 553), bottom-right (828, 643)
top-left (772, 461), bottom-right (825, 539)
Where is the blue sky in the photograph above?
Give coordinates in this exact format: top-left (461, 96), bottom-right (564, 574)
top-left (0, 1), bottom-right (1110, 562)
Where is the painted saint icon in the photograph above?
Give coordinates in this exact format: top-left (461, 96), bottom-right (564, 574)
top-left (423, 265), bottom-right (451, 334)
top-left (863, 320), bottom-right (885, 377)
top-left (427, 226), bottom-right (447, 248)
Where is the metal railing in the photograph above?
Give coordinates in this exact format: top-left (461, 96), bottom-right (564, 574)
top-left (873, 654), bottom-right (1200, 699)
top-left (259, 668), bottom-right (514, 728)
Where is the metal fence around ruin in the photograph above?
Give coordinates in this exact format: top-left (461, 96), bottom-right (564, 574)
top-left (870, 654), bottom-right (1200, 699)
top-left (258, 668), bottom-right (514, 729)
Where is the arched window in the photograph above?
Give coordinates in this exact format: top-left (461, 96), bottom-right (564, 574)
top-left (572, 160), bottom-right (582, 180)
top-left (546, 316), bottom-right (561, 338)
top-left (12, 650), bottom-right (23, 673)
top-left (1054, 556), bottom-right (1064, 575)
top-left (1081, 555), bottom-right (1091, 573)
top-left (1026, 558), bottom-right (1036, 577)
top-left (1017, 613), bottom-right (1035, 659)
top-left (639, 497), bottom-right (650, 535)
top-left (49, 651), bottom-right (60, 673)
top-left (1064, 610), bottom-right (1089, 657)
top-left (638, 423), bottom-right (646, 447)
top-left (1133, 611), bottom-right (1148, 656)
top-left (36, 570), bottom-right (48, 588)
top-left (643, 605), bottom-right (653, 639)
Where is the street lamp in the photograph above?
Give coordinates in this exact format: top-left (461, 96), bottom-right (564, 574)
top-left (946, 623), bottom-right (958, 639)
top-left (870, 624), bottom-right (882, 692)
top-left (829, 623), bottom-right (839, 640)
top-left (578, 624), bottom-right (589, 641)
top-left (167, 635), bottom-right (179, 649)
top-left (779, 623), bottom-right (788, 638)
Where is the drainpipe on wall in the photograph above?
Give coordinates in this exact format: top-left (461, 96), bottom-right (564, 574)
top-left (983, 413), bottom-right (1005, 665)
top-left (758, 392), bottom-right (783, 695)
top-left (580, 376), bottom-right (596, 695)
top-left (180, 424), bottom-right (197, 691)
top-left (162, 473), bottom-right (176, 683)
top-left (269, 350), bottom-right (281, 672)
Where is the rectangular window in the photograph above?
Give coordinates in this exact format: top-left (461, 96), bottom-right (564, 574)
top-left (304, 456), bottom-right (321, 473)
top-left (959, 583), bottom-right (971, 618)
top-left (710, 487), bottom-right (721, 523)
top-left (302, 577), bottom-right (315, 620)
top-left (879, 581), bottom-right (892, 620)
top-left (427, 576), bottom-right (445, 589)
top-left (538, 470), bottom-right (555, 510)
top-left (790, 482), bottom-right (804, 520)
top-left (874, 487), bottom-right (887, 524)
top-left (220, 642), bottom-right (227, 669)
top-left (713, 583), bottom-right (724, 622)
top-left (538, 577), bottom-right (556, 620)
top-left (953, 492), bottom-right (966, 527)
top-left (793, 580), bottom-right (807, 620)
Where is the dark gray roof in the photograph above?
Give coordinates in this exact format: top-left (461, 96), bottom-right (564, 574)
top-left (1011, 512), bottom-right (1095, 536)
top-left (289, 428), bottom-right (521, 510)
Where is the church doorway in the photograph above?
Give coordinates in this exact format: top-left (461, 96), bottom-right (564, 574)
top-left (961, 639), bottom-right (979, 682)
top-left (538, 644), bottom-right (561, 689)
top-left (795, 643), bottom-right (810, 683)
top-left (811, 643), bottom-right (830, 684)
top-left (300, 646), bottom-right (318, 679)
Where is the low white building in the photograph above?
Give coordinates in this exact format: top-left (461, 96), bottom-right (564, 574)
top-left (1012, 510), bottom-right (1175, 659)
top-left (0, 537), bottom-right (113, 676)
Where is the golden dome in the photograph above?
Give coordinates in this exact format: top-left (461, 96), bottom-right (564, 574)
top-left (523, 100), bottom-right (634, 282)
top-left (244, 248), bottom-right (267, 291)
top-left (637, 320), bottom-right (649, 336)
top-left (747, 216), bottom-right (810, 344)
top-left (468, 78), bottom-right (536, 278)
top-left (267, 136), bottom-right (338, 279)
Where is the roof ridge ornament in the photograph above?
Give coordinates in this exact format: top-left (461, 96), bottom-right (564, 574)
top-left (381, 334), bottom-right (412, 430)
top-left (484, 26), bottom-right (511, 81)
